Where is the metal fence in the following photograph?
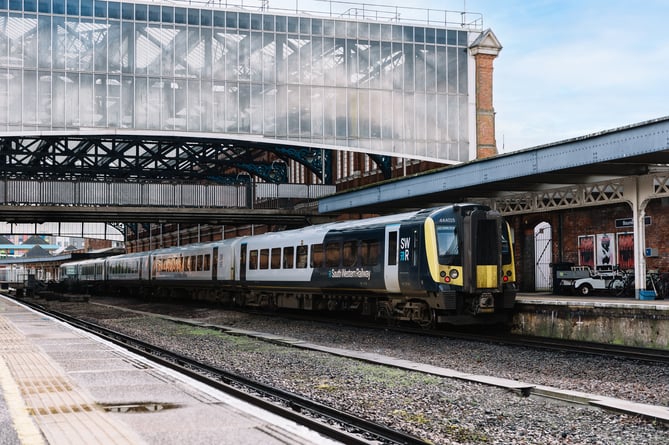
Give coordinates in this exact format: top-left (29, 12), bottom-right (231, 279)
top-left (0, 180), bottom-right (336, 209)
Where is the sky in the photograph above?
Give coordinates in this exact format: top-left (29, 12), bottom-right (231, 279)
top-left (460, 0), bottom-right (669, 152)
top-left (270, 0), bottom-right (669, 153)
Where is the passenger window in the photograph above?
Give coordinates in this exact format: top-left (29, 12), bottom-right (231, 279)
top-left (283, 246), bottom-right (294, 269)
top-left (296, 245), bottom-right (308, 268)
top-left (249, 250), bottom-right (258, 270)
top-left (326, 242), bottom-right (340, 267)
top-left (361, 240), bottom-right (380, 266)
top-left (197, 255), bottom-right (203, 271)
top-left (203, 254), bottom-right (210, 270)
top-left (310, 244), bottom-right (323, 268)
top-left (271, 248), bottom-right (282, 269)
top-left (260, 249), bottom-right (269, 269)
top-left (343, 241), bottom-right (357, 267)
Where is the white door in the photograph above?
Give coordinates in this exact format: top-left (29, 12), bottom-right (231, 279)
top-left (534, 222), bottom-right (553, 291)
top-left (384, 224), bottom-right (401, 292)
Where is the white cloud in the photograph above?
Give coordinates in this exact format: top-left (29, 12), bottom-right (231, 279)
top-left (468, 0), bottom-right (669, 151)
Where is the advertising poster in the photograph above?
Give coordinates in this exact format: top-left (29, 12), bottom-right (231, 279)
top-left (578, 235), bottom-right (595, 268)
top-left (596, 233), bottom-right (616, 267)
top-left (616, 232), bottom-right (634, 270)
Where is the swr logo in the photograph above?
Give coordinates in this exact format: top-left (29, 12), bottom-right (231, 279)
top-left (399, 237), bottom-right (411, 262)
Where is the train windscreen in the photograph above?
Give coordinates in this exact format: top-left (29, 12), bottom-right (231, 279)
top-left (436, 224), bottom-right (460, 264)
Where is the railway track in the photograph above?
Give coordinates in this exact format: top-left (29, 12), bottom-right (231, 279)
top-left (39, 290), bottom-right (669, 364)
top-left (234, 307), bottom-right (669, 365)
top-left (18, 298), bottom-right (430, 445)
top-left (468, 332), bottom-right (669, 365)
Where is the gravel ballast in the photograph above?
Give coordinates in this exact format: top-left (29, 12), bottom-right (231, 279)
top-left (44, 298), bottom-right (668, 444)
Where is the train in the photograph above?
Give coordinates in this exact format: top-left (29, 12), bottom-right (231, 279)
top-left (58, 203), bottom-right (517, 326)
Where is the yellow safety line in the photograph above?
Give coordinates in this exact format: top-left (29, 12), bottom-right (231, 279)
top-left (0, 357), bottom-right (46, 445)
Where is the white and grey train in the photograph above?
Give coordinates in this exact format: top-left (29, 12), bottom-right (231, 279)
top-left (59, 204), bottom-right (517, 326)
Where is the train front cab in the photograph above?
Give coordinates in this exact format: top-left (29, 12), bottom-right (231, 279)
top-left (425, 206), bottom-right (516, 323)
top-left (461, 208), bottom-right (516, 312)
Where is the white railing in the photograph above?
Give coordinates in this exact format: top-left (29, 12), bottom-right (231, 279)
top-left (0, 179), bottom-right (336, 210)
top-left (161, 0), bottom-right (484, 29)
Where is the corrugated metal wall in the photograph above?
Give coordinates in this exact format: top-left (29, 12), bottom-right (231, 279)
top-left (0, 180), bottom-right (334, 209)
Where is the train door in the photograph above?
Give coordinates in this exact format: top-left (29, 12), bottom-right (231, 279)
top-left (462, 209), bottom-right (502, 293)
top-left (384, 225), bottom-right (400, 292)
top-left (240, 243), bottom-right (247, 281)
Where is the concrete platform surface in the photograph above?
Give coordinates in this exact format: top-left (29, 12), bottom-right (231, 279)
top-left (516, 292), bottom-right (669, 310)
top-left (0, 296), bottom-right (339, 445)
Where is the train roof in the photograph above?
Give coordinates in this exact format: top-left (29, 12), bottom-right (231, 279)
top-left (149, 238), bottom-right (243, 256)
top-left (243, 206), bottom-right (465, 243)
top-left (62, 257), bottom-right (107, 266)
top-left (105, 251), bottom-right (150, 261)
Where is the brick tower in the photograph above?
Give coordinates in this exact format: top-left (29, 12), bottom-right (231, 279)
top-left (470, 29), bottom-right (502, 159)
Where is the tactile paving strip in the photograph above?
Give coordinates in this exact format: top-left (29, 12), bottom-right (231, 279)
top-left (0, 308), bottom-right (146, 445)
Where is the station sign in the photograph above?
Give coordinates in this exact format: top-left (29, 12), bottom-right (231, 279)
top-left (615, 216), bottom-right (651, 228)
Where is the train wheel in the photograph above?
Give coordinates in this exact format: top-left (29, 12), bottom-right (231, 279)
top-left (418, 308), bottom-right (436, 330)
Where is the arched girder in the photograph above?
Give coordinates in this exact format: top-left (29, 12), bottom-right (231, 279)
top-left (266, 146), bottom-right (332, 184)
top-left (106, 223), bottom-right (125, 237)
top-left (267, 146), bottom-right (320, 174)
top-left (234, 161), bottom-right (287, 183)
top-left (0, 135), bottom-right (289, 183)
top-left (368, 154), bottom-right (392, 179)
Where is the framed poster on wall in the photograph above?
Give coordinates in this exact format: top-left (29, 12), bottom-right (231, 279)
top-left (596, 233), bottom-right (616, 267)
top-left (616, 232), bottom-right (634, 270)
top-left (578, 235), bottom-right (595, 268)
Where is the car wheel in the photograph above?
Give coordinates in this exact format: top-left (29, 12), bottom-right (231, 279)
top-left (577, 284), bottom-right (592, 296)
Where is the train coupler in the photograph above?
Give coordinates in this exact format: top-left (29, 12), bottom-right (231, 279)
top-left (473, 292), bottom-right (495, 314)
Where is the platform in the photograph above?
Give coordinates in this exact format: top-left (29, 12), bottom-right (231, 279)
top-left (0, 295), bottom-right (337, 445)
top-left (513, 293), bottom-right (669, 349)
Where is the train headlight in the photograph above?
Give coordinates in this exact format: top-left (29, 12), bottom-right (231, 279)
top-left (449, 269), bottom-right (459, 280)
top-left (440, 271), bottom-right (446, 278)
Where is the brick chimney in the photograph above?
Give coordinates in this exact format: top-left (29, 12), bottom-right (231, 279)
top-left (470, 29), bottom-right (502, 159)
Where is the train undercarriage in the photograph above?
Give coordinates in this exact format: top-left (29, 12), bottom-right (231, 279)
top-left (51, 279), bottom-right (513, 327)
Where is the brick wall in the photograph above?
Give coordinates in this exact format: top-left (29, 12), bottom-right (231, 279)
top-left (510, 200), bottom-right (669, 290)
